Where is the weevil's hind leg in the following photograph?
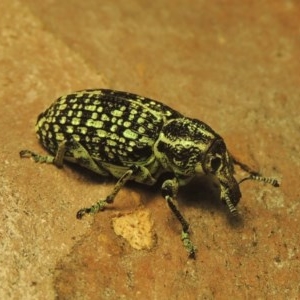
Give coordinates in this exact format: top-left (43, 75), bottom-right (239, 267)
top-left (20, 140), bottom-right (110, 176)
top-left (161, 177), bottom-right (196, 259)
top-left (20, 141), bottom-right (70, 167)
top-left (231, 154), bottom-right (280, 187)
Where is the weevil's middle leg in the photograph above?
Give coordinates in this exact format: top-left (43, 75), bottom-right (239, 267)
top-left (76, 165), bottom-right (157, 219)
top-left (162, 177), bottom-right (196, 259)
top-left (76, 167), bottom-right (135, 219)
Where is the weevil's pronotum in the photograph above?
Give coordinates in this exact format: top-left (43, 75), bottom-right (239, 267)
top-left (20, 89), bottom-right (279, 258)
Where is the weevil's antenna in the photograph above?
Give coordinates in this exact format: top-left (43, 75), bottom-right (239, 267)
top-left (239, 175), bottom-right (280, 187)
top-left (224, 195), bottom-right (238, 216)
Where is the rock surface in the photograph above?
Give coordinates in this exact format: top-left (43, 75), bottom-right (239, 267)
top-left (1, 1), bottom-right (299, 299)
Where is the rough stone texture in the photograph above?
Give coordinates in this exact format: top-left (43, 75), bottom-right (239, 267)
top-left (1, 0), bottom-right (299, 299)
top-left (112, 208), bottom-right (156, 250)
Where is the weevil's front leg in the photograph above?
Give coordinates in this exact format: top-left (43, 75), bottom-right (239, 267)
top-left (231, 155), bottom-right (280, 187)
top-left (161, 177), bottom-right (196, 259)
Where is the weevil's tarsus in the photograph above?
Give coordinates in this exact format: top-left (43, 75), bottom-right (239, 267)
top-left (76, 167), bottom-right (134, 219)
top-left (181, 231), bottom-right (196, 259)
top-left (20, 149), bottom-right (55, 164)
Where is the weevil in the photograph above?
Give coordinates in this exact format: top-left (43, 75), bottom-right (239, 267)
top-left (20, 89), bottom-right (279, 258)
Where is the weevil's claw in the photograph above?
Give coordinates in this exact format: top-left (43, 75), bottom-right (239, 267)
top-left (76, 208), bottom-right (90, 219)
top-left (76, 200), bottom-right (108, 219)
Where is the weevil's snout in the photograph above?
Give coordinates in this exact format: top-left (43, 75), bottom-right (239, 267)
top-left (203, 138), bottom-right (241, 214)
top-left (219, 177), bottom-right (241, 214)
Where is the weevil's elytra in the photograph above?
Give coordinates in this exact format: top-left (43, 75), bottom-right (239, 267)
top-left (20, 89), bottom-right (279, 258)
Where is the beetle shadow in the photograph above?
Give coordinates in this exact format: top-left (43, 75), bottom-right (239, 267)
top-left (177, 175), bottom-right (244, 229)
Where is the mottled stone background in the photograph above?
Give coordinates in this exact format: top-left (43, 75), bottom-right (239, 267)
top-left (1, 1), bottom-right (299, 299)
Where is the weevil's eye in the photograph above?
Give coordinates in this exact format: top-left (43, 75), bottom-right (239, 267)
top-left (211, 157), bottom-right (222, 172)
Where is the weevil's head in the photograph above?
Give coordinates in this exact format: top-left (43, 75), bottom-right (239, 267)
top-left (202, 138), bottom-right (241, 214)
top-left (154, 117), bottom-right (241, 213)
